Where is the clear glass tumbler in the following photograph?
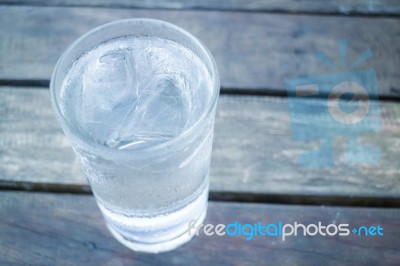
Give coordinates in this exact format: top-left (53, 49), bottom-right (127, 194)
top-left (50, 19), bottom-right (219, 253)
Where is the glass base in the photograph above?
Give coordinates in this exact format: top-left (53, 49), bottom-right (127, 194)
top-left (98, 183), bottom-right (209, 253)
top-left (107, 207), bottom-right (206, 253)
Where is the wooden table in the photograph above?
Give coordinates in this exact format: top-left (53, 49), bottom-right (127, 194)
top-left (1, 1), bottom-right (400, 265)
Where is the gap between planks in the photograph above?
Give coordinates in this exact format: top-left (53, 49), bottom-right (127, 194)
top-left (0, 181), bottom-right (400, 208)
top-left (1, 81), bottom-right (400, 102)
top-left (1, 0), bottom-right (400, 17)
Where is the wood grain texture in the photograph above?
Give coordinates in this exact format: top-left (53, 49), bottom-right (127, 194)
top-left (1, 87), bottom-right (400, 200)
top-left (0, 191), bottom-right (399, 265)
top-left (2, 0), bottom-right (400, 16)
top-left (0, 6), bottom-right (400, 97)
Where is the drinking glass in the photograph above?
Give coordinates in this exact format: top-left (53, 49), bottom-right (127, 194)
top-left (50, 19), bottom-right (219, 253)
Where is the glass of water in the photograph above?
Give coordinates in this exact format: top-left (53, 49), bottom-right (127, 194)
top-left (50, 19), bottom-right (219, 253)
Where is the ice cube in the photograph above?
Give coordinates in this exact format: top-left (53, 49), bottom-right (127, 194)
top-left (115, 73), bottom-right (191, 149)
top-left (82, 51), bottom-right (137, 143)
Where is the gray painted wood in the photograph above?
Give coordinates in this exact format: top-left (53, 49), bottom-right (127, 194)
top-left (0, 191), bottom-right (399, 265)
top-left (1, 87), bottom-right (400, 199)
top-left (0, 6), bottom-right (400, 97)
top-left (2, 0), bottom-right (400, 16)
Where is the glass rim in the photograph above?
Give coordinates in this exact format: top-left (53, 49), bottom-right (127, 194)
top-left (50, 18), bottom-right (220, 158)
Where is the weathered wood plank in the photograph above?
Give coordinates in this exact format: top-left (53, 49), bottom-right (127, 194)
top-left (1, 87), bottom-right (400, 201)
top-left (0, 191), bottom-right (399, 265)
top-left (0, 6), bottom-right (399, 97)
top-left (2, 0), bottom-right (400, 16)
